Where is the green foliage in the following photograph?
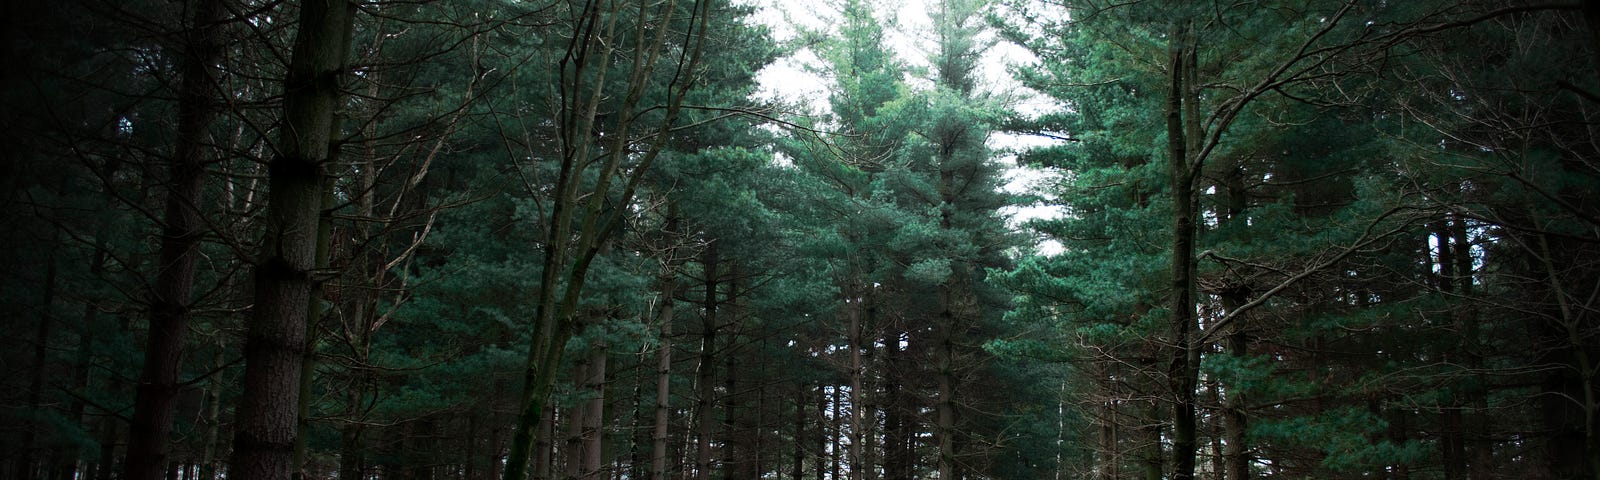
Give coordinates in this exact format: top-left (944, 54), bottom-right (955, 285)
top-left (1251, 407), bottom-right (1431, 473)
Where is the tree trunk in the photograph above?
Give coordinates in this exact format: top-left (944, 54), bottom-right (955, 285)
top-left (124, 2), bottom-right (225, 479)
top-left (503, 2), bottom-right (710, 476)
top-left (535, 402), bottom-right (555, 480)
top-left (1165, 20), bottom-right (1200, 480)
top-left (228, 1), bottom-right (355, 479)
top-left (581, 328), bottom-right (608, 480)
top-left (199, 347), bottom-right (226, 480)
top-left (694, 244), bottom-right (720, 480)
top-left (791, 386), bottom-right (805, 480)
top-left (882, 331), bottom-right (909, 480)
top-left (93, 414), bottom-right (119, 480)
top-left (18, 246), bottom-right (58, 480)
top-left (846, 282), bottom-right (866, 480)
top-left (294, 186), bottom-right (335, 480)
top-left (339, 422), bottom-right (365, 480)
top-left (816, 385), bottom-right (828, 480)
top-left (831, 386), bottom-right (843, 480)
top-left (566, 362), bottom-right (589, 480)
top-left (652, 271), bottom-right (677, 480)
top-left (1219, 165), bottom-right (1250, 480)
top-left (1141, 402), bottom-right (1163, 480)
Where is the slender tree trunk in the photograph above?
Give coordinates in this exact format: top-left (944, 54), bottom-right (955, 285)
top-left (339, 421), bottom-right (365, 480)
top-left (846, 282), bottom-right (866, 480)
top-left (504, 2), bottom-right (709, 476)
top-left (1388, 408), bottom-right (1410, 480)
top-left (18, 247), bottom-right (58, 480)
top-left (934, 170), bottom-right (960, 480)
top-left (792, 386), bottom-right (805, 480)
top-left (125, 2), bottom-right (225, 479)
top-left (725, 339), bottom-right (742, 480)
top-left (199, 346), bottom-right (226, 480)
top-left (653, 273), bottom-right (676, 480)
top-left (535, 402), bottom-right (554, 480)
top-left (754, 335), bottom-right (769, 480)
top-left (816, 385), bottom-right (828, 480)
top-left (882, 333), bottom-right (907, 480)
top-left (831, 386), bottom-right (842, 480)
top-left (694, 244), bottom-right (720, 480)
top-left (1098, 383), bottom-right (1118, 480)
top-left (567, 362), bottom-right (590, 480)
top-left (228, 1), bottom-right (355, 479)
top-left (1219, 166), bottom-right (1250, 480)
top-left (1451, 213), bottom-right (1493, 479)
top-left (57, 306), bottom-right (92, 480)
top-left (582, 328), bottom-right (608, 480)
top-left (935, 327), bottom-right (956, 480)
top-left (1165, 20), bottom-right (1200, 480)
top-left (93, 413), bottom-right (118, 480)
top-left (1141, 402), bottom-right (1163, 480)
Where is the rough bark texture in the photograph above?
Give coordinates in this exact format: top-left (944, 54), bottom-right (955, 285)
top-left (1220, 165), bottom-right (1250, 480)
top-left (652, 275), bottom-right (676, 480)
top-left (124, 2), bottom-right (225, 479)
top-left (1165, 21), bottom-right (1199, 480)
top-left (227, 1), bottom-right (355, 479)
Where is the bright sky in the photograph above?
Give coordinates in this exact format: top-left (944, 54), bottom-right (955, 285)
top-left (746, 0), bottom-right (1066, 255)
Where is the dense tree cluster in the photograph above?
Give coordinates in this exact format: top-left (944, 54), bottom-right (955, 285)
top-left (995, 0), bottom-right (1600, 478)
top-left (0, 0), bottom-right (1597, 480)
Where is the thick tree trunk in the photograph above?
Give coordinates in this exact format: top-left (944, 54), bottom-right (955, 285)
top-left (228, 1), bottom-right (355, 479)
top-left (124, 2), bottom-right (225, 479)
top-left (293, 188), bottom-right (334, 480)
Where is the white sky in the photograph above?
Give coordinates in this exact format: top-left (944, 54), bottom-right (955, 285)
top-left (745, 0), bottom-right (1065, 255)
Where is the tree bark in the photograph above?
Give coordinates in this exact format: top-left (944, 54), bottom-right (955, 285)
top-left (504, 2), bottom-right (709, 475)
top-left (846, 281), bottom-right (866, 480)
top-left (1165, 20), bottom-right (1200, 480)
top-left (882, 331), bottom-right (909, 480)
top-left (694, 244), bottom-right (720, 480)
top-left (124, 2), bottom-right (225, 479)
top-left (581, 325), bottom-right (608, 480)
top-left (228, 1), bottom-right (355, 479)
top-left (1219, 164), bottom-right (1250, 480)
top-left (652, 274), bottom-right (677, 480)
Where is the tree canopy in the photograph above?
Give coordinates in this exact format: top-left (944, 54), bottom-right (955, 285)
top-left (1, 1), bottom-right (1598, 479)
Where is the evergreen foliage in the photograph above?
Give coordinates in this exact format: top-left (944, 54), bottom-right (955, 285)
top-left (0, 1), bottom-right (1596, 479)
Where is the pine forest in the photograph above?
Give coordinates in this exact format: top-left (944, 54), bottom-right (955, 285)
top-left (3, 0), bottom-right (1600, 479)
